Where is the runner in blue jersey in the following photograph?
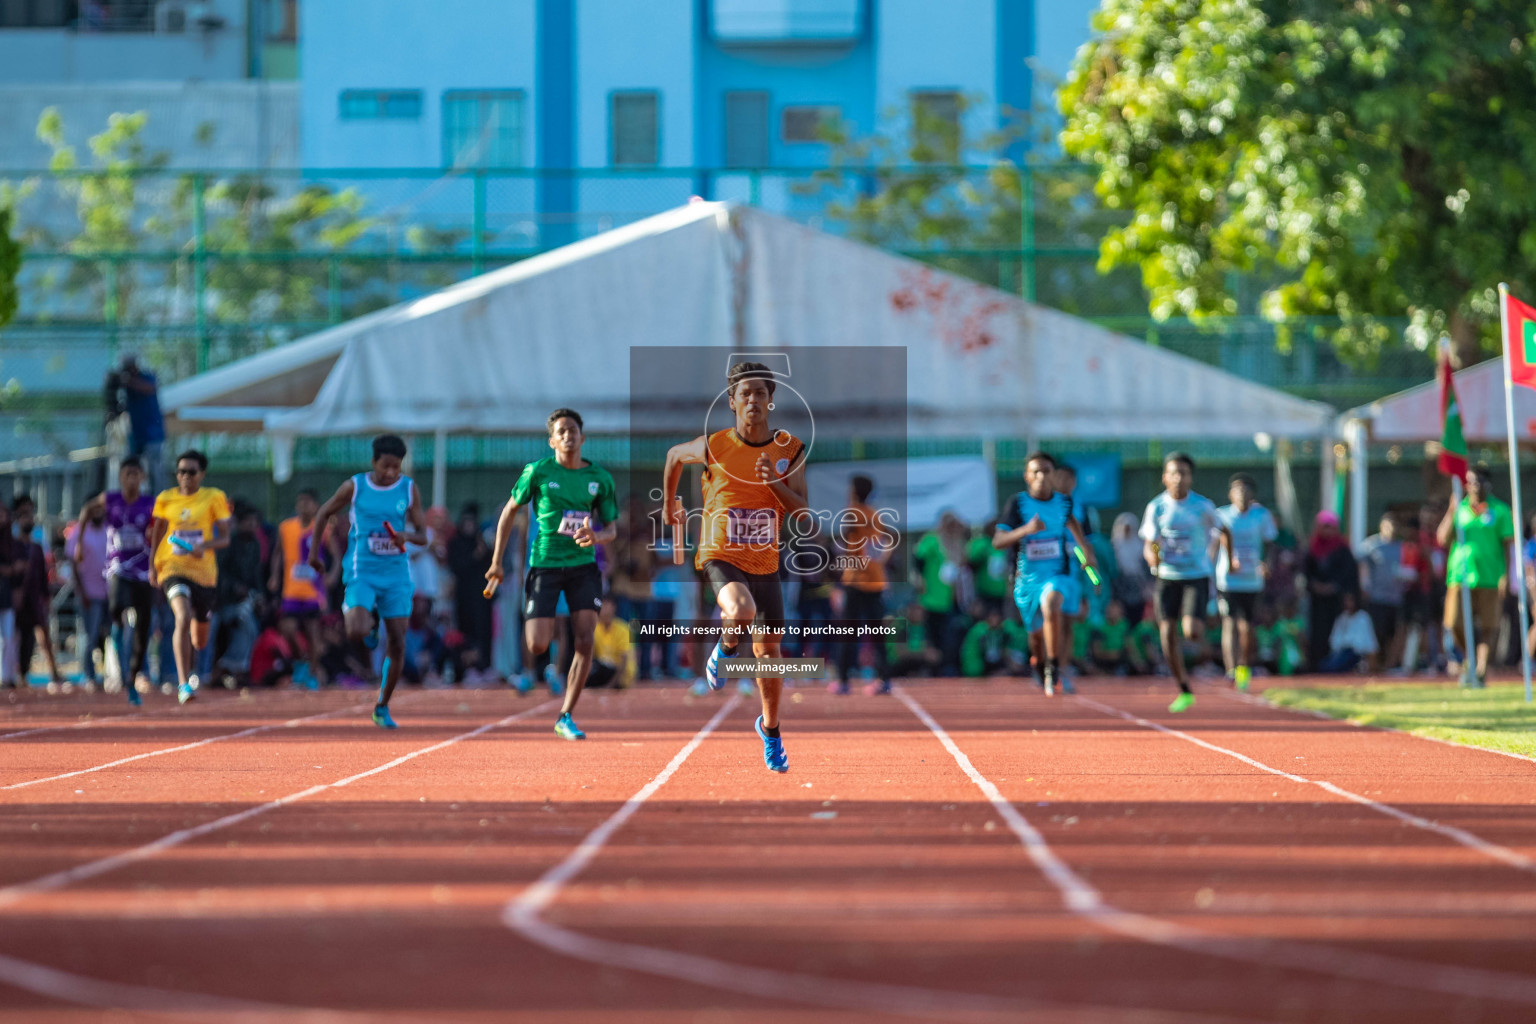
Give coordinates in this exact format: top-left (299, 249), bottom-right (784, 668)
top-left (995, 452), bottom-right (1099, 697)
top-left (1216, 473), bottom-right (1277, 692)
top-left (307, 435), bottom-right (427, 729)
top-left (1140, 452), bottom-right (1234, 713)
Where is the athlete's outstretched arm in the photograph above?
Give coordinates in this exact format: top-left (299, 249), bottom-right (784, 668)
top-left (487, 496), bottom-right (524, 585)
top-left (1066, 517), bottom-right (1099, 573)
top-left (663, 435), bottom-right (707, 523)
top-left (401, 482), bottom-right (429, 547)
top-left (753, 445), bottom-right (808, 515)
top-left (306, 478), bottom-right (355, 575)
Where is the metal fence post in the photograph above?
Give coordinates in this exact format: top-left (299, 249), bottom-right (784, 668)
top-left (103, 257), bottom-right (119, 364)
top-left (472, 170), bottom-right (487, 275)
top-left (327, 255), bottom-right (341, 324)
top-left (192, 172), bottom-right (209, 373)
top-left (1019, 164), bottom-right (1036, 303)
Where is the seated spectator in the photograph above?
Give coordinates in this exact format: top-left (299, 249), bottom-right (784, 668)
top-left (1128, 609), bottom-right (1164, 673)
top-left (317, 614), bottom-right (370, 687)
top-left (589, 597), bottom-right (635, 689)
top-left (960, 607), bottom-right (1025, 678)
top-left (1321, 591), bottom-right (1378, 674)
top-left (887, 603), bottom-right (940, 678)
top-left (1090, 600), bottom-right (1147, 675)
top-left (1265, 598), bottom-right (1308, 676)
top-left (250, 615), bottom-right (314, 689)
top-left (405, 604), bottom-right (449, 686)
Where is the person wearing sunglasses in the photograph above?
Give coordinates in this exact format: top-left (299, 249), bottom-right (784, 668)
top-left (146, 449), bottom-right (232, 704)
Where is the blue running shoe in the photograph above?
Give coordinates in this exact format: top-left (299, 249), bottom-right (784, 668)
top-left (554, 713), bottom-right (586, 740)
top-left (177, 677), bottom-right (197, 705)
top-left (372, 704), bottom-right (398, 729)
top-left (512, 673), bottom-right (534, 695)
top-left (127, 685), bottom-right (142, 707)
top-left (755, 715), bottom-right (787, 773)
top-left (705, 640), bottom-right (725, 691)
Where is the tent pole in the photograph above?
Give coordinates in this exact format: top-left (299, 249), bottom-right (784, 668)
top-left (433, 429), bottom-right (448, 510)
top-left (1346, 419), bottom-right (1368, 548)
top-left (1319, 440), bottom-right (1335, 518)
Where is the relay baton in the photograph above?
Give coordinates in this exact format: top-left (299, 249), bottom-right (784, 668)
top-left (383, 522), bottom-right (408, 553)
top-left (483, 576), bottom-right (500, 600)
top-left (672, 497), bottom-right (685, 565)
top-left (170, 535), bottom-right (196, 554)
top-left (1073, 545), bottom-right (1101, 587)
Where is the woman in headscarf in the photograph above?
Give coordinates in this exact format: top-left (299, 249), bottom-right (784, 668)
top-left (1303, 510), bottom-right (1359, 670)
top-left (1110, 512), bottom-right (1152, 621)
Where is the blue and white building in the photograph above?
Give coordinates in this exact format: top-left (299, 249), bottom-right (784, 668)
top-left (300, 0), bottom-right (1099, 243)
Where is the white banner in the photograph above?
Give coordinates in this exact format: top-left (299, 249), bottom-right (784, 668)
top-left (805, 456), bottom-right (997, 533)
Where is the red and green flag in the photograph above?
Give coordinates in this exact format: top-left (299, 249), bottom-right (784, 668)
top-left (1503, 291), bottom-right (1536, 393)
top-left (1438, 346), bottom-right (1468, 478)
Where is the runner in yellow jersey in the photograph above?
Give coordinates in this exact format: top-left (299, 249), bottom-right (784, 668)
top-left (664, 361), bottom-right (808, 773)
top-left (146, 449), bottom-right (232, 704)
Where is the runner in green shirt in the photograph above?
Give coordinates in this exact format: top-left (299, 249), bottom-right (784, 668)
top-left (489, 408), bottom-right (618, 739)
top-left (1436, 467), bottom-right (1514, 685)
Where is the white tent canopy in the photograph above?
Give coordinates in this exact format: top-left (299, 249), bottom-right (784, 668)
top-left (1339, 356), bottom-right (1535, 545)
top-left (163, 201), bottom-right (1334, 488)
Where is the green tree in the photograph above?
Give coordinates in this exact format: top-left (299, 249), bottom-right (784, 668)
top-left (798, 94), bottom-right (1146, 316)
top-left (1061, 0), bottom-right (1536, 364)
top-left (0, 203), bottom-right (18, 331)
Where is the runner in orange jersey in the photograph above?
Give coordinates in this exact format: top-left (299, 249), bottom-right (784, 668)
top-left (664, 361), bottom-right (808, 773)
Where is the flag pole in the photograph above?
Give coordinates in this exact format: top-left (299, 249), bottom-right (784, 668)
top-left (1498, 283), bottom-right (1533, 703)
top-left (1443, 336), bottom-right (1480, 687)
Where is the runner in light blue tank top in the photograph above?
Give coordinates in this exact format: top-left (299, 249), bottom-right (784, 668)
top-left (344, 470), bottom-right (415, 600)
top-left (994, 452), bottom-right (1099, 696)
top-left (308, 435), bottom-right (427, 730)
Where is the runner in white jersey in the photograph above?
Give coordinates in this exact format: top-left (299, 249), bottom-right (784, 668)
top-left (1215, 473), bottom-right (1277, 692)
top-left (1140, 452), bottom-right (1233, 713)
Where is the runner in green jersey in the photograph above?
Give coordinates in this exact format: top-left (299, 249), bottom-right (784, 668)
top-left (488, 409), bottom-right (618, 740)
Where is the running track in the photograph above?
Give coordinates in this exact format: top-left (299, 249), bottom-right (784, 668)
top-left (1, 677), bottom-right (1534, 1023)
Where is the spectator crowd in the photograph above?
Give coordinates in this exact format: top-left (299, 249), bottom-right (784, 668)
top-left (2, 456), bottom-right (1529, 693)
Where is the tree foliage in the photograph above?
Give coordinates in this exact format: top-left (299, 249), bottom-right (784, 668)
top-left (1061, 0), bottom-right (1536, 363)
top-left (0, 203), bottom-right (18, 331)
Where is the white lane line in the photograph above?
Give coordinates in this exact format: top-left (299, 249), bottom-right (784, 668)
top-left (0, 699), bottom-right (559, 909)
top-left (1075, 695), bottom-right (1535, 874)
top-left (503, 697), bottom-right (1058, 1021)
top-left (0, 699), bottom-right (560, 1014)
top-left (0, 711), bottom-right (152, 742)
top-left (0, 686), bottom-right (314, 742)
top-left (898, 687), bottom-right (1536, 1007)
top-left (1222, 688), bottom-right (1536, 766)
top-left (1, 700), bottom-right (373, 792)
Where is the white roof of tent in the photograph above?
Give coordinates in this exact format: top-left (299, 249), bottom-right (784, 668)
top-left (162, 201), bottom-right (1334, 442)
top-left (1345, 357), bottom-right (1536, 443)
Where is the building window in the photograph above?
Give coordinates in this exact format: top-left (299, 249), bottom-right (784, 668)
top-left (340, 89), bottom-right (423, 120)
top-left (611, 91), bottom-right (660, 167)
top-left (910, 90), bottom-right (961, 163)
top-left (0, 0), bottom-right (70, 28)
top-left (442, 90), bottom-right (525, 169)
top-left (781, 105), bottom-right (838, 144)
top-left (724, 91), bottom-right (769, 168)
top-left (263, 0), bottom-right (297, 42)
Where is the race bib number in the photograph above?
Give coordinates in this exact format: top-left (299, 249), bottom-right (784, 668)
top-left (726, 508), bottom-right (774, 546)
top-left (1159, 531), bottom-right (1193, 561)
top-left (116, 526), bottom-right (144, 549)
top-left (292, 563), bottom-right (319, 581)
top-left (557, 510), bottom-right (588, 537)
top-left (1024, 537), bottom-right (1063, 562)
top-left (1233, 542), bottom-right (1259, 567)
top-left (367, 532), bottom-right (402, 556)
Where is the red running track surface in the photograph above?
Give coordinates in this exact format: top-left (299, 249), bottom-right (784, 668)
top-left (1, 677), bottom-right (1535, 1023)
